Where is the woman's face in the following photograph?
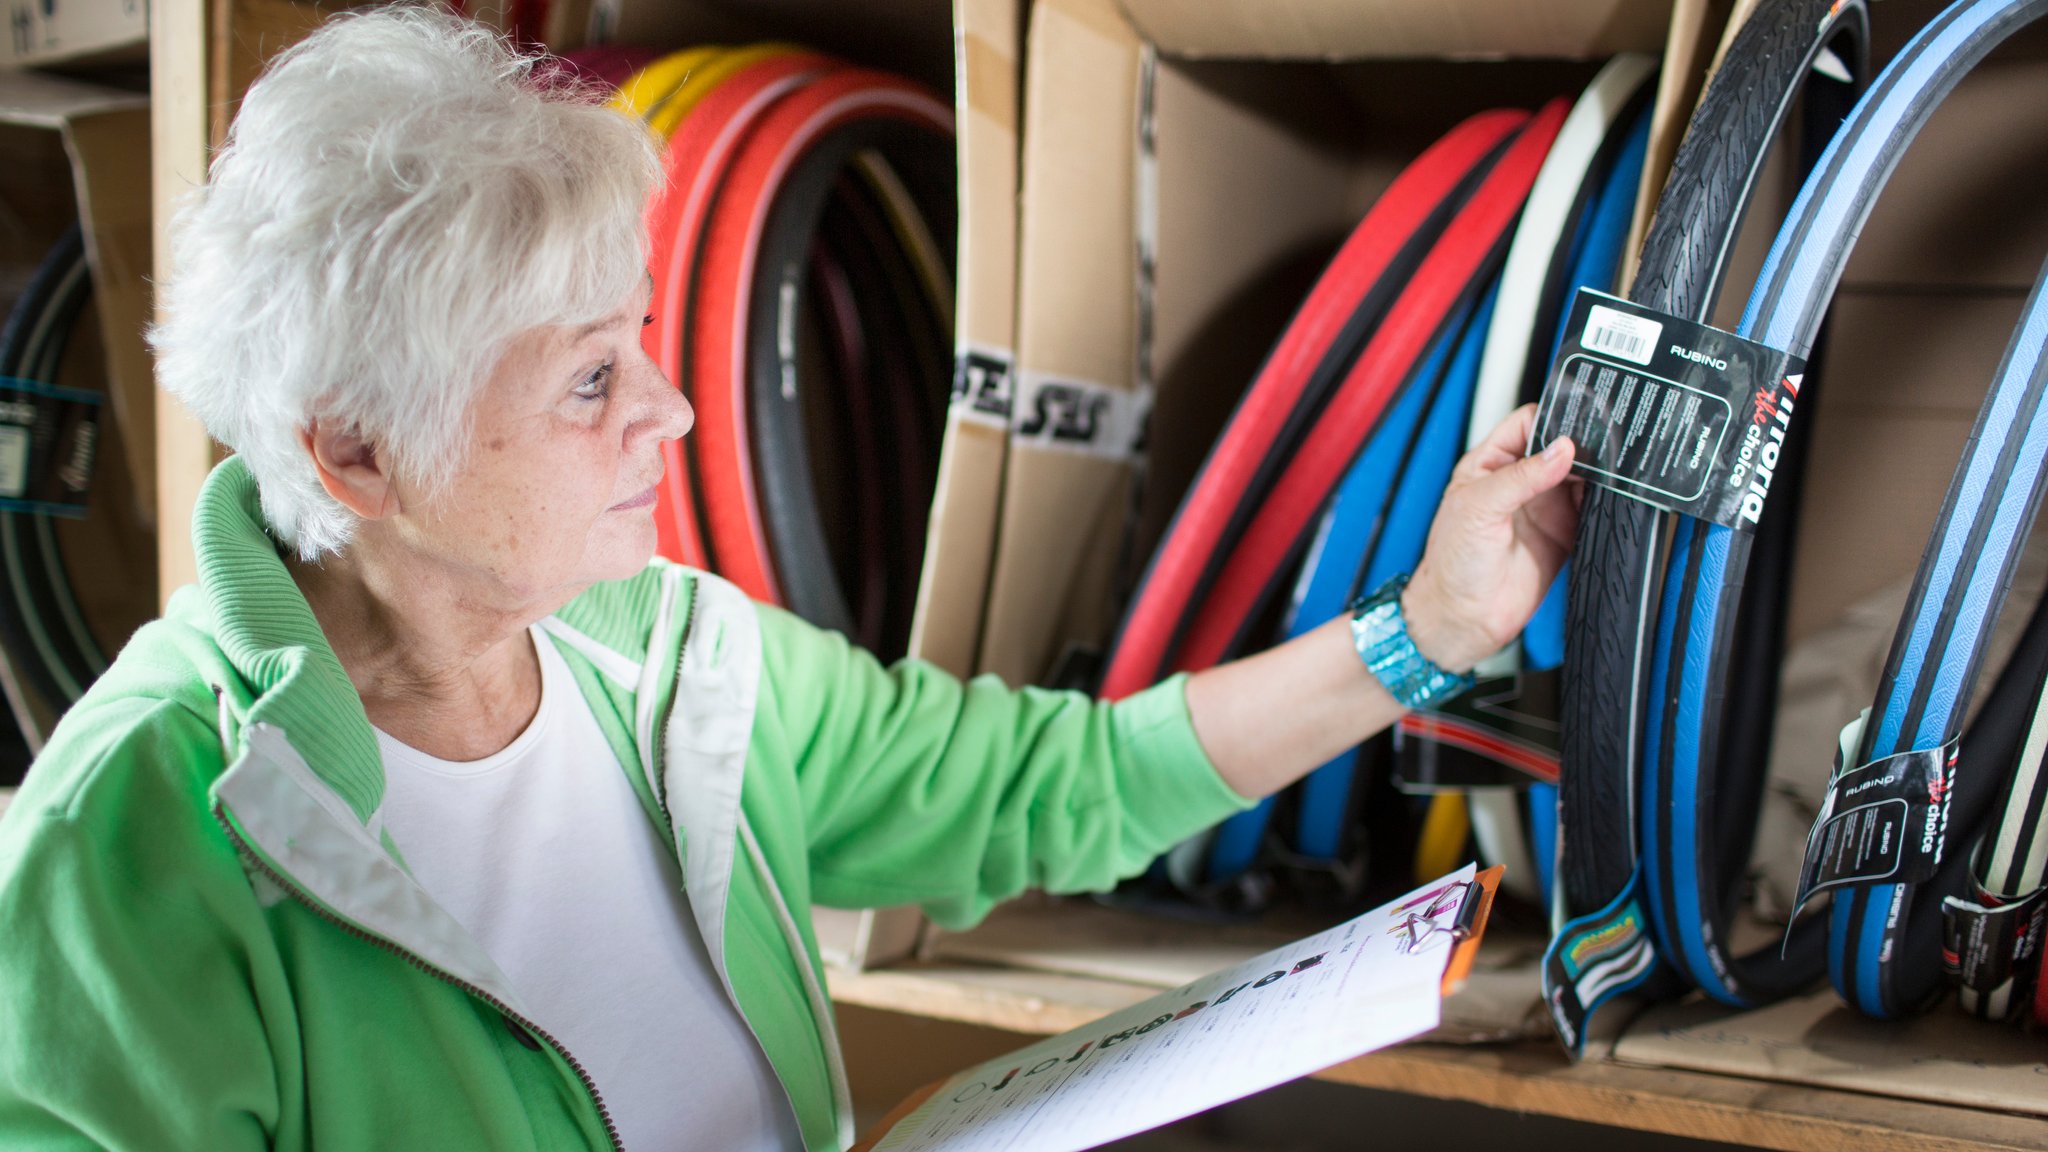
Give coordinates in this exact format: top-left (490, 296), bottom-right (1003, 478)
top-left (390, 284), bottom-right (691, 608)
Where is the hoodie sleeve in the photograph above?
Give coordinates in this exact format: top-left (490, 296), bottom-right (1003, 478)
top-left (750, 603), bottom-right (1255, 930)
top-left (0, 699), bottom-right (279, 1152)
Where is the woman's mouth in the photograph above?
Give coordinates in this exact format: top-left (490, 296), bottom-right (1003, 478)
top-left (610, 484), bottom-right (657, 511)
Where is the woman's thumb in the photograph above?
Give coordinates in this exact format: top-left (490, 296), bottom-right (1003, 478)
top-left (1469, 436), bottom-right (1573, 520)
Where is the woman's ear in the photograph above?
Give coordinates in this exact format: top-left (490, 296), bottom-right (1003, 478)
top-left (300, 418), bottom-right (400, 521)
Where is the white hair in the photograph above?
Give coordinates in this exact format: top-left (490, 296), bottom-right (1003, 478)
top-left (151, 6), bottom-right (660, 559)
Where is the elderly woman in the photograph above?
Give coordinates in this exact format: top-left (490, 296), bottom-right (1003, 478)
top-left (0, 10), bottom-right (1578, 1152)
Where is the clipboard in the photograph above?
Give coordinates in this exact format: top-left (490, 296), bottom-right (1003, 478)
top-left (851, 864), bottom-right (1504, 1152)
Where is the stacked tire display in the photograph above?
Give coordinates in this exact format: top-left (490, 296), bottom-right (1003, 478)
top-left (1079, 0), bottom-right (2048, 1040)
top-left (582, 44), bottom-right (957, 663)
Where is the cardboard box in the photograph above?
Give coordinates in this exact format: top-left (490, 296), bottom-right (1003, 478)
top-left (0, 0), bottom-right (147, 69)
top-left (981, 0), bottom-right (1678, 687)
top-left (0, 69), bottom-right (158, 746)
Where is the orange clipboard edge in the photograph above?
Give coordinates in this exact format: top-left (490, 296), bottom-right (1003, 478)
top-left (850, 1077), bottom-right (945, 1152)
top-left (1439, 864), bottom-right (1503, 997)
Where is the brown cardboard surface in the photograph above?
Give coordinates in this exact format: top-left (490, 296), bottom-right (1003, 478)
top-left (1839, 53), bottom-right (2048, 291)
top-left (53, 101), bottom-right (154, 526)
top-left (979, 0), bottom-right (1141, 684)
top-left (1117, 0), bottom-right (1669, 62)
top-left (1785, 290), bottom-right (2027, 645)
top-left (906, 0), bottom-right (1020, 681)
top-left (1619, 0), bottom-right (1733, 290)
top-left (1614, 990), bottom-right (2048, 1119)
top-left (0, 0), bottom-right (147, 67)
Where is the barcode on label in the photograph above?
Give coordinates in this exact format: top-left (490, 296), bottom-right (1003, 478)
top-left (1582, 304), bottom-right (1662, 366)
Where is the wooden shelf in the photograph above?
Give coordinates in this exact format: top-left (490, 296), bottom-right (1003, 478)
top-left (829, 958), bottom-right (2048, 1152)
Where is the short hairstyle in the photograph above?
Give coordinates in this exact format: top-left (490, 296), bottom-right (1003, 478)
top-left (151, 6), bottom-right (660, 559)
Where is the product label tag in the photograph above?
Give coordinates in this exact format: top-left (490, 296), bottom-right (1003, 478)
top-left (1790, 736), bottom-right (1958, 917)
top-left (1011, 372), bottom-right (1147, 461)
top-left (0, 376), bottom-right (99, 518)
top-left (1942, 885), bottom-right (2047, 1007)
top-left (951, 345), bottom-right (1015, 427)
top-left (1532, 289), bottom-right (1806, 531)
top-left (1392, 669), bottom-right (1560, 790)
top-left (1540, 882), bottom-right (1658, 1059)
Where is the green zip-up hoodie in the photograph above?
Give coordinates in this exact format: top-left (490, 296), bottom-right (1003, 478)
top-left (0, 458), bottom-right (1252, 1151)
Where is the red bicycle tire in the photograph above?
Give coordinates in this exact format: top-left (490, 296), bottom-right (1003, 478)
top-left (1170, 99), bottom-right (1569, 677)
top-left (1097, 109), bottom-right (1529, 701)
top-left (688, 69), bottom-right (952, 604)
top-left (646, 51), bottom-right (836, 569)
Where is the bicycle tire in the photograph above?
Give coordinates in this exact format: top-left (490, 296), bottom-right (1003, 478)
top-left (1681, 0), bottom-right (2048, 1019)
top-left (1097, 110), bottom-right (1529, 701)
top-left (1169, 102), bottom-right (1569, 679)
top-left (1542, 0), bottom-right (1870, 1052)
top-left (647, 51), bottom-right (837, 571)
top-left (691, 69), bottom-right (952, 605)
top-left (832, 163), bottom-right (955, 657)
top-left (1949, 507), bottom-right (2048, 1019)
top-left (0, 229), bottom-right (103, 712)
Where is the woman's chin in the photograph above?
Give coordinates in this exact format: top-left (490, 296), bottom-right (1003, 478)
top-left (588, 515), bottom-right (661, 581)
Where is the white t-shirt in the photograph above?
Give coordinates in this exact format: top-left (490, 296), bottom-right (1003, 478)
top-left (375, 628), bottom-right (803, 1152)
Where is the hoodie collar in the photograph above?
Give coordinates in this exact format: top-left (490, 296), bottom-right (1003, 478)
top-left (193, 456), bottom-right (385, 823)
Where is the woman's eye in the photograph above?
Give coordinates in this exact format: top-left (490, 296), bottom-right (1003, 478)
top-left (575, 360), bottom-right (614, 400)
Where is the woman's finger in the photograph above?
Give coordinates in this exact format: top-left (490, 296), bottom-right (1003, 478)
top-left (1465, 432), bottom-right (1574, 521)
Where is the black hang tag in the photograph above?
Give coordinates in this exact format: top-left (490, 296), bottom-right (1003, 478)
top-left (1790, 738), bottom-right (1958, 917)
top-left (1391, 669), bottom-right (1560, 791)
top-left (0, 376), bottom-right (101, 518)
top-left (1942, 886), bottom-right (2047, 1004)
top-left (1532, 289), bottom-right (1807, 532)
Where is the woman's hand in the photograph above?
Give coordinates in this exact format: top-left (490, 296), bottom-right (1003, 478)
top-left (1403, 403), bottom-right (1580, 672)
top-left (1185, 403), bottom-right (1579, 799)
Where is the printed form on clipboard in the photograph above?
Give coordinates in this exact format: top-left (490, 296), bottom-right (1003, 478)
top-left (853, 864), bottom-right (1503, 1152)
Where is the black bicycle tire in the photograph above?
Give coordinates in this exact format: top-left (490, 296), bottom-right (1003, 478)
top-left (830, 163), bottom-right (953, 659)
top-left (1562, 0), bottom-right (1867, 917)
top-left (1542, 0), bottom-right (1869, 1049)
top-left (745, 118), bottom-right (949, 644)
top-left (0, 228), bottom-right (103, 712)
top-left (18, 257), bottom-right (106, 693)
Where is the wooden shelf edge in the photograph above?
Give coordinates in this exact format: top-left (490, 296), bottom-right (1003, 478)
top-left (826, 961), bottom-right (2048, 1152)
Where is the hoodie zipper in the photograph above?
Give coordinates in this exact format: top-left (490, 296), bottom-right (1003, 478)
top-left (646, 583), bottom-right (697, 828)
top-left (653, 576), bottom-right (840, 1144)
top-left (212, 808), bottom-right (626, 1152)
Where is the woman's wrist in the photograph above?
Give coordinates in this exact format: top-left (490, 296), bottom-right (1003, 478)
top-left (1397, 566), bottom-right (1493, 675)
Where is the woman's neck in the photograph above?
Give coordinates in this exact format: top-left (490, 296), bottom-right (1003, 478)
top-left (288, 539), bottom-right (545, 762)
